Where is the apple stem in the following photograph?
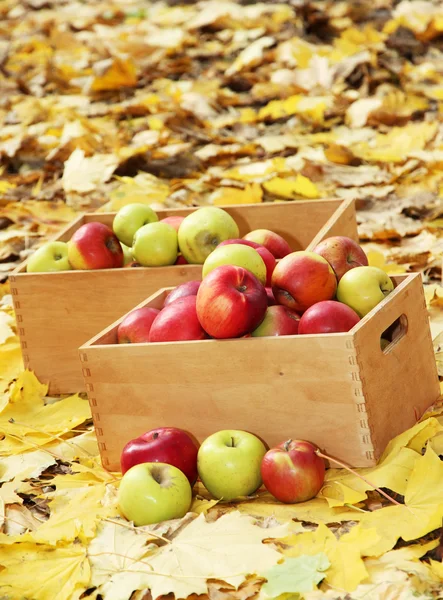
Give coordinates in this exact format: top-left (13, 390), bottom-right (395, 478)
top-left (315, 449), bottom-right (403, 508)
top-left (283, 439), bottom-right (292, 452)
top-left (231, 436), bottom-right (235, 447)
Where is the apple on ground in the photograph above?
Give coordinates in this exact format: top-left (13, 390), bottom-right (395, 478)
top-left (121, 243), bottom-right (133, 266)
top-left (160, 216), bottom-right (185, 232)
top-left (149, 295), bottom-right (207, 342)
top-left (196, 265), bottom-right (267, 339)
top-left (251, 305), bottom-right (300, 337)
top-left (243, 229), bottom-right (292, 259)
top-left (26, 241), bottom-right (72, 273)
top-left (117, 307), bottom-right (160, 344)
top-left (265, 287), bottom-right (276, 306)
top-left (298, 301), bottom-right (360, 334)
top-left (217, 238), bottom-right (276, 286)
top-left (261, 439), bottom-right (326, 503)
top-left (118, 462), bottom-right (192, 525)
top-left (336, 266), bottom-right (394, 317)
top-left (203, 244), bottom-right (267, 286)
top-left (164, 280), bottom-right (201, 307)
top-left (178, 206), bottom-right (239, 264)
top-left (272, 251), bottom-right (337, 313)
top-left (113, 203), bottom-right (158, 247)
top-left (120, 426), bottom-right (199, 484)
top-left (313, 236), bottom-right (368, 281)
top-left (197, 429), bottom-right (267, 501)
top-left (133, 222), bottom-right (178, 267)
top-left (68, 222), bottom-right (124, 270)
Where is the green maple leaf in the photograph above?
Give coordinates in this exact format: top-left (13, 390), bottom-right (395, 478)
top-left (261, 553), bottom-right (330, 597)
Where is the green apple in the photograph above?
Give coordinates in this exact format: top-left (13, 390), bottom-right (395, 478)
top-left (197, 430), bottom-right (267, 501)
top-left (26, 241), bottom-right (72, 273)
top-left (381, 338), bottom-right (390, 350)
top-left (178, 207), bottom-right (239, 264)
top-left (113, 203), bottom-right (159, 247)
top-left (202, 244), bottom-right (267, 285)
top-left (133, 222), bottom-right (178, 267)
top-left (118, 462), bottom-right (192, 526)
top-left (121, 243), bottom-right (133, 266)
top-left (336, 266), bottom-right (394, 317)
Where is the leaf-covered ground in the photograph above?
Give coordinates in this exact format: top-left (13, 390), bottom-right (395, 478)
top-left (3, 0), bottom-right (443, 598)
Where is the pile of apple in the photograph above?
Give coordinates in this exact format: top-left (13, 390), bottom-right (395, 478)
top-left (26, 203), bottom-right (285, 272)
top-left (118, 426), bottom-right (326, 526)
top-left (117, 231), bottom-right (395, 344)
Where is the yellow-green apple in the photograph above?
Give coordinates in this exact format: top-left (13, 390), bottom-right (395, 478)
top-left (336, 266), bottom-right (394, 317)
top-left (149, 296), bottom-right (207, 342)
top-left (117, 307), bottom-right (160, 344)
top-left (261, 439), bottom-right (325, 503)
top-left (298, 300), bottom-right (360, 334)
top-left (26, 241), bottom-right (71, 273)
top-left (120, 427), bottom-right (199, 484)
top-left (164, 280), bottom-right (201, 307)
top-left (265, 287), bottom-right (276, 306)
top-left (113, 203), bottom-right (158, 247)
top-left (271, 251), bottom-right (337, 313)
top-left (178, 206), bottom-right (239, 264)
top-left (251, 305), bottom-right (300, 337)
top-left (118, 462), bottom-right (192, 525)
top-left (196, 265), bottom-right (267, 339)
top-left (218, 238), bottom-right (276, 286)
top-left (133, 222), bottom-right (178, 267)
top-left (160, 215), bottom-right (184, 232)
top-left (68, 222), bottom-right (124, 269)
top-left (243, 229), bottom-right (291, 258)
top-left (121, 243), bottom-right (133, 266)
top-left (197, 429), bottom-right (267, 500)
top-left (202, 244), bottom-right (267, 286)
top-left (313, 236), bottom-right (368, 281)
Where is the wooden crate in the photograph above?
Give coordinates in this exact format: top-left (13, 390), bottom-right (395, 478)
top-left (10, 198), bottom-right (357, 394)
top-left (79, 273), bottom-right (440, 470)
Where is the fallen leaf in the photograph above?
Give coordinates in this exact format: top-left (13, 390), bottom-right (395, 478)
top-left (260, 553), bottom-right (330, 597)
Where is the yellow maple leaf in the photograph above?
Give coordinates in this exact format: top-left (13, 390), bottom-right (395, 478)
top-left (91, 58), bottom-right (138, 92)
top-left (258, 95), bottom-right (328, 124)
top-left (211, 184), bottom-right (263, 205)
top-left (0, 449), bottom-right (55, 483)
top-left (62, 148), bottom-right (120, 194)
top-left (0, 542), bottom-right (90, 600)
top-left (263, 175), bottom-right (320, 199)
top-left (104, 173), bottom-right (169, 211)
top-left (367, 250), bottom-right (408, 275)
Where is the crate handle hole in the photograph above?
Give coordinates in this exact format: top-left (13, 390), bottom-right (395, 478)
top-left (380, 314), bottom-right (408, 354)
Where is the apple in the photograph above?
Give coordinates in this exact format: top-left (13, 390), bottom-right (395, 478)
top-left (121, 243), bottom-right (133, 266)
top-left (124, 261), bottom-right (142, 268)
top-left (68, 222), bottom-right (124, 270)
top-left (202, 244), bottom-right (267, 286)
top-left (133, 222), bottom-right (178, 267)
top-left (178, 206), bottom-right (239, 264)
top-left (196, 265), bottom-right (267, 339)
top-left (161, 216), bottom-right (185, 232)
top-left (197, 429), bottom-right (267, 501)
top-left (118, 462), bottom-right (192, 526)
top-left (336, 266), bottom-right (394, 317)
top-left (113, 203), bottom-right (158, 247)
top-left (381, 338), bottom-right (390, 350)
top-left (251, 305), bottom-right (300, 337)
top-left (298, 301), bottom-right (360, 334)
top-left (313, 236), bottom-right (368, 281)
top-left (117, 307), bottom-right (160, 344)
top-left (164, 280), bottom-right (201, 307)
top-left (261, 439), bottom-right (326, 503)
top-left (243, 229), bottom-right (292, 259)
top-left (265, 287), bottom-right (276, 306)
top-left (149, 295), bottom-right (207, 342)
top-left (175, 254), bottom-right (188, 265)
top-left (120, 427), bottom-right (199, 484)
top-left (26, 241), bottom-right (72, 273)
top-left (217, 239), bottom-right (276, 286)
top-left (271, 251), bottom-right (337, 313)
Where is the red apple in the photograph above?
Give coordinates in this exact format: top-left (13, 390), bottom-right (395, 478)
top-left (313, 236), bottom-right (368, 281)
top-left (117, 307), bottom-right (160, 343)
top-left (261, 439), bottom-right (325, 503)
top-left (251, 305), bottom-right (300, 337)
top-left (218, 239), bottom-right (276, 286)
top-left (175, 254), bottom-right (188, 265)
top-left (272, 251), bottom-right (337, 313)
top-left (149, 296), bottom-right (207, 342)
top-left (67, 222), bottom-right (124, 270)
top-left (161, 216), bottom-right (185, 232)
top-left (120, 426), bottom-right (199, 484)
top-left (196, 265), bottom-right (267, 339)
top-left (164, 280), bottom-right (201, 307)
top-left (243, 229), bottom-right (292, 259)
top-left (298, 301), bottom-right (360, 334)
top-left (265, 287), bottom-right (276, 306)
